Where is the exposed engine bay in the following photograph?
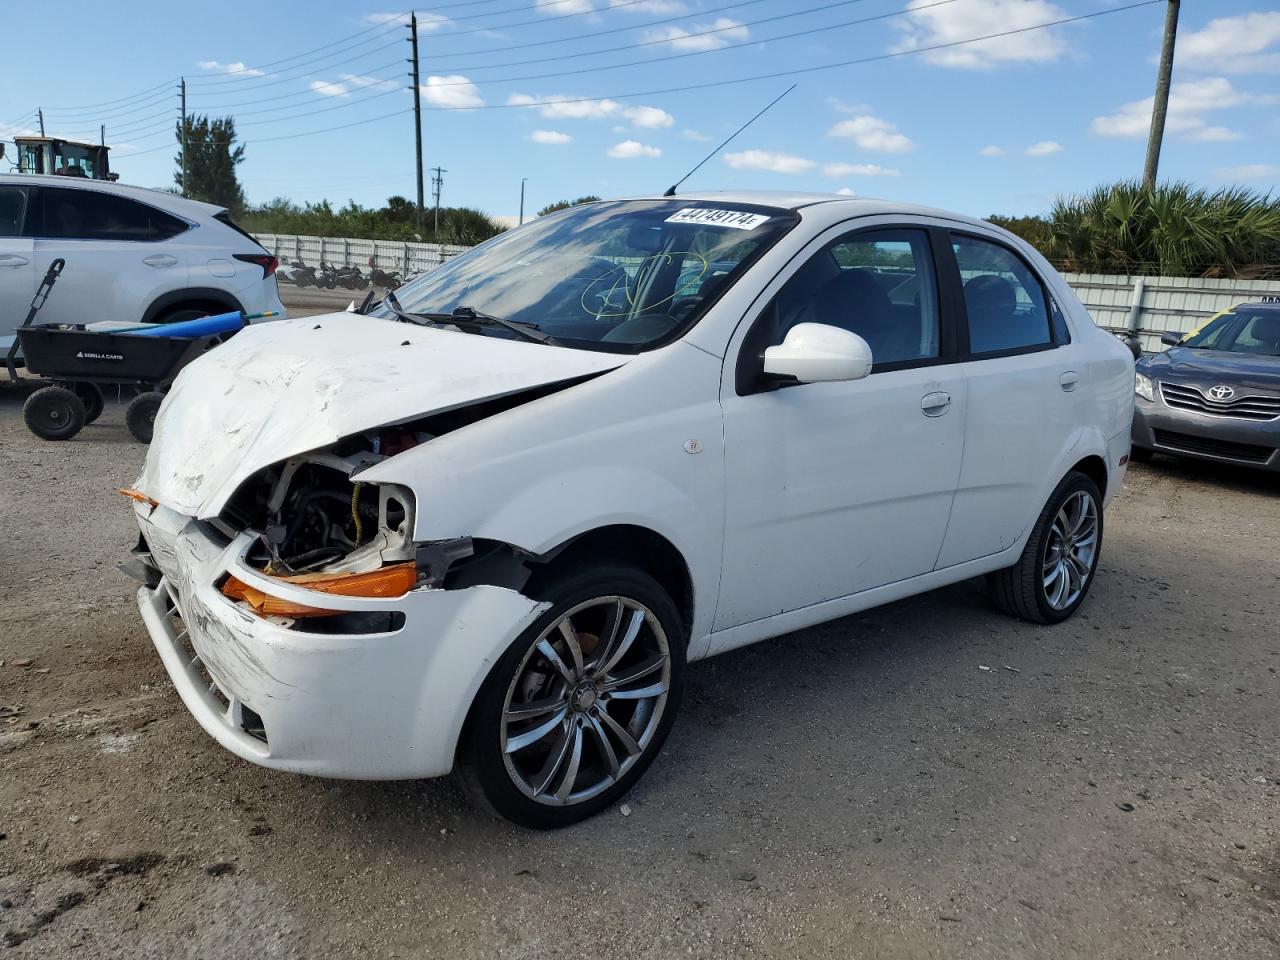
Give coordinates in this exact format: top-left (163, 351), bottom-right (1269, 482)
top-left (217, 426), bottom-right (426, 578)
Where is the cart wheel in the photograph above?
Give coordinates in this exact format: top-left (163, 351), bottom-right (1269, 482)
top-left (24, 386), bottom-right (87, 441)
top-left (126, 391), bottom-right (164, 443)
top-left (68, 382), bottom-right (105, 424)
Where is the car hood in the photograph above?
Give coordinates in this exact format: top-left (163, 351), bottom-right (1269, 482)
top-left (1141, 346), bottom-right (1280, 393)
top-left (136, 313), bottom-right (629, 518)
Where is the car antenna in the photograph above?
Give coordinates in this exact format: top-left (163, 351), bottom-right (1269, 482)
top-left (662, 84), bottom-right (797, 198)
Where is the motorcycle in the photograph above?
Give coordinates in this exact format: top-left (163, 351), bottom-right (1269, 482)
top-left (332, 264), bottom-right (369, 290)
top-left (279, 258), bottom-right (316, 287)
top-left (316, 261), bottom-right (339, 289)
top-left (370, 266), bottom-right (402, 290)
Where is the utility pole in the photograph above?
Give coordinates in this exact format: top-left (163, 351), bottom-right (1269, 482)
top-left (37, 109), bottom-right (44, 136)
top-left (179, 78), bottom-right (188, 196)
top-left (100, 124), bottom-right (105, 146)
top-left (519, 178), bottom-right (527, 225)
top-left (1143, 0), bottom-right (1180, 189)
top-left (430, 166), bottom-right (446, 237)
top-left (408, 13), bottom-right (424, 234)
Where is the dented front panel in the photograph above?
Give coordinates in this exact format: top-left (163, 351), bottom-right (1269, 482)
top-left (135, 313), bottom-right (628, 518)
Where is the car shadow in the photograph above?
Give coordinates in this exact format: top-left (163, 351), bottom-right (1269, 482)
top-left (1134, 453), bottom-right (1279, 495)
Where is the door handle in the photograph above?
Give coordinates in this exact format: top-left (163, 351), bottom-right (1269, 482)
top-left (143, 254), bottom-right (179, 267)
top-left (1059, 371), bottom-right (1080, 392)
top-left (0, 254), bottom-right (29, 267)
top-left (921, 391), bottom-right (952, 417)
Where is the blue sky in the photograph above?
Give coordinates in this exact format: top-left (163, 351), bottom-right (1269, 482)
top-left (3, 1), bottom-right (1279, 221)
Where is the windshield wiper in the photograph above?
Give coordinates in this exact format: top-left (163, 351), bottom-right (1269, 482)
top-left (453, 305), bottom-right (558, 345)
top-left (383, 291), bottom-right (557, 345)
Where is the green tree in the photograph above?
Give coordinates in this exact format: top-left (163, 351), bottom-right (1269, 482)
top-left (175, 115), bottom-right (246, 216)
top-left (536, 195), bottom-right (602, 217)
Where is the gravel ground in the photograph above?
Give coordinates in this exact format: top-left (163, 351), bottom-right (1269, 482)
top-left (0, 371), bottom-right (1277, 958)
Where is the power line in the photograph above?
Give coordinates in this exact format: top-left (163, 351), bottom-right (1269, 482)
top-left (39, 77), bottom-right (178, 111)
top-left (121, 106), bottom-right (413, 157)
top-left (193, 15), bottom-right (404, 78)
top-left (418, 0), bottom-right (1164, 110)
top-left (188, 37), bottom-right (404, 90)
top-left (196, 61), bottom-right (405, 110)
top-left (440, 0), bottom-right (947, 83)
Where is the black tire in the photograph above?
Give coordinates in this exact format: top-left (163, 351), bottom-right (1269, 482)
top-left (457, 563), bottom-right (686, 829)
top-left (68, 382), bottom-right (105, 424)
top-left (125, 391), bottom-right (164, 443)
top-left (1130, 445), bottom-right (1153, 463)
top-left (988, 471), bottom-right (1104, 625)
top-left (151, 302), bottom-right (225, 326)
top-left (23, 386), bottom-right (86, 441)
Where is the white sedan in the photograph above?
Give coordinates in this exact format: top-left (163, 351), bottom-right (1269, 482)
top-left (125, 192), bottom-right (1135, 828)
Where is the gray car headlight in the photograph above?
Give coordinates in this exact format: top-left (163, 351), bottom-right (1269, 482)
top-left (1135, 372), bottom-right (1154, 402)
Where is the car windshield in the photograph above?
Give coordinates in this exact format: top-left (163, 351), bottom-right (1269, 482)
top-left (1181, 308), bottom-right (1280, 356)
top-left (372, 199), bottom-right (798, 352)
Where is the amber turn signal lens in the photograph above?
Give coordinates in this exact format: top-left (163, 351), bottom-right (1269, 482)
top-left (220, 562), bottom-right (417, 618)
top-left (119, 487), bottom-right (158, 507)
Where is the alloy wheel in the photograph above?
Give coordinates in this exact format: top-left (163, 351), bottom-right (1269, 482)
top-left (1042, 490), bottom-right (1099, 610)
top-left (501, 596), bottom-right (671, 806)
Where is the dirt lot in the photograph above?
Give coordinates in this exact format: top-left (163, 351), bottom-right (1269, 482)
top-left (1, 375), bottom-right (1277, 959)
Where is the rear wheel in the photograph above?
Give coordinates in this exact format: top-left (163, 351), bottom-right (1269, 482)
top-left (125, 391), bottom-right (164, 443)
top-left (988, 471), bottom-right (1103, 624)
top-left (24, 386), bottom-right (86, 441)
top-left (67, 382), bottom-right (104, 424)
top-left (457, 564), bottom-right (685, 829)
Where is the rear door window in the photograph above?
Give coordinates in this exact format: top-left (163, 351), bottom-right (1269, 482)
top-left (953, 235), bottom-right (1053, 354)
top-left (37, 187), bottom-right (189, 242)
top-left (0, 186), bottom-right (28, 237)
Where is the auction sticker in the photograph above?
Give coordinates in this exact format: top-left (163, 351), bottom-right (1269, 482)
top-left (665, 208), bottom-right (770, 230)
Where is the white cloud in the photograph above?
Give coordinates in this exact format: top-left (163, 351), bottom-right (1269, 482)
top-left (1181, 13), bottom-right (1280, 74)
top-left (506, 93), bottom-right (670, 126)
top-left (421, 75), bottom-right (483, 110)
top-left (822, 162), bottom-right (901, 177)
top-left (827, 115), bottom-right (914, 153)
top-left (893, 0), bottom-right (1071, 69)
top-left (197, 60), bottom-right (265, 77)
top-left (541, 0), bottom-right (593, 13)
top-left (364, 11), bottom-right (451, 31)
top-left (682, 129), bottom-right (711, 142)
top-left (1215, 163), bottom-right (1280, 181)
top-left (608, 140), bottom-right (662, 159)
top-left (530, 129), bottom-right (572, 144)
top-left (646, 17), bottom-right (748, 51)
top-left (609, 0), bottom-right (687, 11)
top-left (1025, 141), bottom-right (1062, 156)
top-left (310, 74), bottom-right (398, 98)
top-left (724, 150), bottom-right (816, 174)
top-left (624, 105), bottom-right (675, 129)
top-left (508, 93), bottom-right (619, 119)
top-left (836, 187), bottom-right (857, 196)
top-left (979, 145), bottom-right (1004, 156)
top-left (1091, 77), bottom-right (1276, 143)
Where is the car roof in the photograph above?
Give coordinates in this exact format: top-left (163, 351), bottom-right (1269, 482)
top-left (616, 189), bottom-right (991, 227)
top-left (0, 173), bottom-right (226, 219)
top-left (1235, 300), bottom-right (1280, 312)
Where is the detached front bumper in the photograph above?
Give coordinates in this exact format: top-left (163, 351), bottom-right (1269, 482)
top-left (1133, 396), bottom-right (1280, 471)
top-left (133, 503), bottom-right (546, 780)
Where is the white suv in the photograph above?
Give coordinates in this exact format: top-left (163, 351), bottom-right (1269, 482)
top-left (126, 193), bottom-right (1134, 828)
top-left (0, 174), bottom-right (285, 349)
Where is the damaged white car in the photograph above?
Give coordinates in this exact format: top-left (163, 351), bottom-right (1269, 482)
top-left (124, 192), bottom-right (1135, 827)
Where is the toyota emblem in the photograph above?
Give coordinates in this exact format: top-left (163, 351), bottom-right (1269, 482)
top-left (1207, 385), bottom-right (1235, 401)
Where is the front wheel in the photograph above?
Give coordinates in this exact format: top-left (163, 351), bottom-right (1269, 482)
top-left (23, 386), bottom-right (86, 440)
top-left (457, 564), bottom-right (685, 829)
top-left (988, 471), bottom-right (1104, 624)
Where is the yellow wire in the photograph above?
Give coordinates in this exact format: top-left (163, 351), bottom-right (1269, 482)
top-left (351, 482), bottom-right (364, 546)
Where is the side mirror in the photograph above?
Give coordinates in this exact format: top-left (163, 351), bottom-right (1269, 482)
top-left (763, 323), bottom-right (873, 384)
top-left (1160, 331), bottom-right (1182, 346)
top-left (1118, 334), bottom-right (1142, 361)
